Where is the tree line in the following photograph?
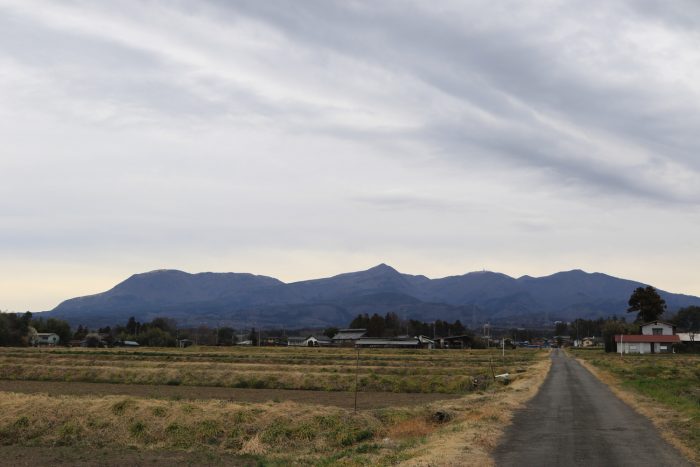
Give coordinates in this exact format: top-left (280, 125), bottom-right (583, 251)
top-left (0, 312), bottom-right (72, 346)
top-left (348, 312), bottom-right (468, 338)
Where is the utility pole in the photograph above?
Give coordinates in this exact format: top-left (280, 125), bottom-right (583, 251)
top-left (354, 347), bottom-right (360, 413)
top-left (620, 334), bottom-right (623, 357)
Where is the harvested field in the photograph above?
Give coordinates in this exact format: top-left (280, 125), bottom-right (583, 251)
top-left (0, 445), bottom-right (256, 467)
top-left (0, 347), bottom-right (549, 465)
top-left (0, 346), bottom-right (539, 393)
top-left (0, 380), bottom-right (458, 409)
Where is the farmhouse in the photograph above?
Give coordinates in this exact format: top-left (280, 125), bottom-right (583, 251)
top-left (615, 321), bottom-right (680, 354)
top-left (31, 332), bottom-right (60, 346)
top-left (332, 328), bottom-right (367, 347)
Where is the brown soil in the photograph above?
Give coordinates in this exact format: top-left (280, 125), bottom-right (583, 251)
top-left (0, 445), bottom-right (256, 466)
top-left (0, 379), bottom-right (458, 409)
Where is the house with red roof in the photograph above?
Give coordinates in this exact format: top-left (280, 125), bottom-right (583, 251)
top-left (615, 321), bottom-right (679, 354)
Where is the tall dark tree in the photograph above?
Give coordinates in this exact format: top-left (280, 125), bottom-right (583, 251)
top-left (349, 313), bottom-right (369, 329)
top-left (602, 319), bottom-right (629, 353)
top-left (627, 286), bottom-right (666, 323)
top-left (367, 313), bottom-right (385, 337)
top-left (554, 321), bottom-right (568, 336)
top-left (217, 327), bottom-right (235, 345)
top-left (323, 327), bottom-right (339, 338)
top-left (126, 317), bottom-right (138, 335)
top-left (671, 306), bottom-right (700, 332)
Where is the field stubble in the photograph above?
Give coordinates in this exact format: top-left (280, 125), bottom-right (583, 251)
top-left (0, 347), bottom-right (549, 465)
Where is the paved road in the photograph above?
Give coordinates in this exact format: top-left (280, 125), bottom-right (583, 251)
top-left (493, 349), bottom-right (692, 466)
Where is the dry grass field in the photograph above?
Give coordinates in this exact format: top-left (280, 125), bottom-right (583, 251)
top-left (0, 346), bottom-right (550, 465)
top-left (0, 346), bottom-right (538, 393)
top-left (572, 349), bottom-right (700, 464)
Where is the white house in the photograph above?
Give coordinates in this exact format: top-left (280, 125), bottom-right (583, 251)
top-left (640, 321), bottom-right (675, 336)
top-left (615, 321), bottom-right (679, 354)
top-left (31, 332), bottom-right (60, 346)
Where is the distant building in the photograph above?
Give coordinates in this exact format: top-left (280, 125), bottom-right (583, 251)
top-left (305, 335), bottom-right (332, 347)
top-left (355, 335), bottom-right (435, 349)
top-left (675, 332), bottom-right (699, 352)
top-left (580, 337), bottom-right (598, 348)
top-left (677, 332), bottom-right (698, 343)
top-left (31, 333), bottom-right (60, 346)
top-left (615, 321), bottom-right (679, 354)
top-left (332, 329), bottom-right (367, 347)
top-left (287, 336), bottom-right (307, 347)
top-left (356, 338), bottom-right (420, 349)
top-left (260, 336), bottom-right (286, 346)
top-left (439, 335), bottom-right (475, 349)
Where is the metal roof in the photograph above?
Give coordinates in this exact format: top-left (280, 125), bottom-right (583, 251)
top-left (355, 338), bottom-right (420, 346)
top-left (615, 335), bottom-right (680, 343)
top-left (332, 330), bottom-right (367, 340)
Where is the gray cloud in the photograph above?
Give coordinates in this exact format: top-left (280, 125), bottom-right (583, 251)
top-left (1, 0), bottom-right (699, 310)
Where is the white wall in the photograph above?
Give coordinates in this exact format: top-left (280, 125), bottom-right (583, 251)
top-left (617, 342), bottom-right (651, 354)
top-left (641, 322), bottom-right (673, 335)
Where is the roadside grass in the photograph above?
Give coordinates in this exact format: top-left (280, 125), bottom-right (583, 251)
top-left (572, 349), bottom-right (700, 463)
top-left (0, 347), bottom-right (550, 465)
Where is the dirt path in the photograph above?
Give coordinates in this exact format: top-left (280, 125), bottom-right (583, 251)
top-left (493, 349), bottom-right (692, 466)
top-left (0, 379), bottom-right (458, 409)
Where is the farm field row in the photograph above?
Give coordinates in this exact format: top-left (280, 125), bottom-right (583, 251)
top-left (0, 347), bottom-right (541, 394)
top-left (0, 347), bottom-right (551, 465)
top-left (0, 380), bottom-right (458, 409)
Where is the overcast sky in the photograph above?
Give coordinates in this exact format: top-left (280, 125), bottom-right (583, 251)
top-left (1, 0), bottom-right (699, 312)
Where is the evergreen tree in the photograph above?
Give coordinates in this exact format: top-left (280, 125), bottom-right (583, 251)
top-left (627, 286), bottom-right (666, 323)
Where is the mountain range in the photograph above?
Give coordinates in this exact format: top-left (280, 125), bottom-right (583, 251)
top-left (44, 264), bottom-right (700, 329)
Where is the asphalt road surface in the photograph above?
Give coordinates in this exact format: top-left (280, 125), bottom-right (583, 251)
top-left (493, 349), bottom-right (692, 466)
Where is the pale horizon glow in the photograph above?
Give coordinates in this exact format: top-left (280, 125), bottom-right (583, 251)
top-left (1, 0), bottom-right (699, 312)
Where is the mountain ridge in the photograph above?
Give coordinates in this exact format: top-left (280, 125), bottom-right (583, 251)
top-left (45, 264), bottom-right (700, 329)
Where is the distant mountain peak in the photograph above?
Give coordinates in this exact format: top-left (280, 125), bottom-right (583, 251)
top-left (142, 269), bottom-right (187, 275)
top-left (367, 263), bottom-right (399, 273)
